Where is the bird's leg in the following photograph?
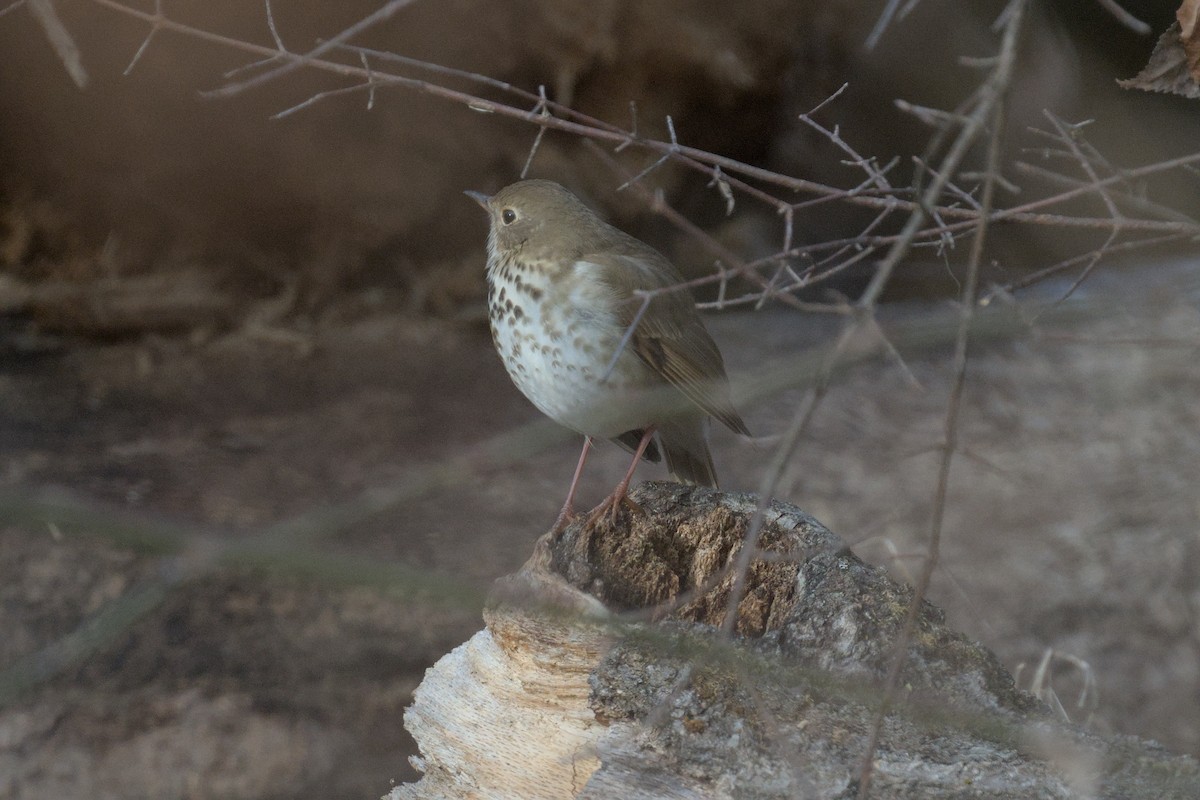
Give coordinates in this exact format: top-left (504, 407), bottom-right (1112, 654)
top-left (587, 427), bottom-right (655, 527)
top-left (551, 436), bottom-right (593, 533)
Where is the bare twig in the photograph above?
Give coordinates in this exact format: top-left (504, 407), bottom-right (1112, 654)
top-left (1094, 0), bottom-right (1151, 36)
top-left (204, 0), bottom-right (422, 99)
top-left (122, 0), bottom-right (161, 75)
top-left (0, 1), bottom-right (29, 20)
top-left (73, 0), bottom-right (1200, 284)
top-left (28, 0), bottom-right (88, 88)
top-left (858, 9), bottom-right (1023, 309)
top-left (865, 0), bottom-right (924, 50)
top-left (520, 85), bottom-right (551, 179)
top-left (856, 1), bottom-right (1024, 795)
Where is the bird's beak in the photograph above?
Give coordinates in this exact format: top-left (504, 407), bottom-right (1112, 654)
top-left (464, 190), bottom-right (491, 209)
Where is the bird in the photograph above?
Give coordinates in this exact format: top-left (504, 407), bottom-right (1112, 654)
top-left (466, 179), bottom-right (749, 531)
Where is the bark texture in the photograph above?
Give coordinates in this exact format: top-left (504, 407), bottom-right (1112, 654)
top-left (391, 482), bottom-right (1200, 799)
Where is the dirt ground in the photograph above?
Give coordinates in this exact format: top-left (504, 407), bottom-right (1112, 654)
top-left (1, 256), bottom-right (1199, 799)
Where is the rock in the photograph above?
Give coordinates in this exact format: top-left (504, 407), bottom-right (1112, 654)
top-left (390, 482), bottom-right (1200, 799)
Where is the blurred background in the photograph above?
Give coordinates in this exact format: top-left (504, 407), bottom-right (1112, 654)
top-left (1, 1), bottom-right (1197, 798)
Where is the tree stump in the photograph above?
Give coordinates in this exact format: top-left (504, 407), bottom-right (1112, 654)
top-left (389, 482), bottom-right (1199, 799)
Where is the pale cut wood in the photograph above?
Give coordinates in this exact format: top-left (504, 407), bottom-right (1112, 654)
top-left (391, 570), bottom-right (611, 800)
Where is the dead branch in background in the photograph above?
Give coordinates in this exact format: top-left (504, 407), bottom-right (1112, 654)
top-left (857, 2), bottom-right (1024, 792)
top-left (83, 0), bottom-right (1200, 315)
top-left (27, 0), bottom-right (87, 87)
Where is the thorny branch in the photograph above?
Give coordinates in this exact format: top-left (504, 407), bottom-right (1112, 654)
top-left (856, 2), bottom-right (1023, 794)
top-left (68, 0), bottom-right (1200, 396)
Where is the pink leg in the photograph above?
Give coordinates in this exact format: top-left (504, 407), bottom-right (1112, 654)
top-left (551, 436), bottom-right (593, 533)
top-left (587, 427), bottom-right (656, 526)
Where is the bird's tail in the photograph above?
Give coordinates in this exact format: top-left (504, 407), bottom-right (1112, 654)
top-left (658, 416), bottom-right (717, 488)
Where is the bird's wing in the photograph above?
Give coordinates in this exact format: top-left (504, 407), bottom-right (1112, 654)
top-left (581, 251), bottom-right (750, 436)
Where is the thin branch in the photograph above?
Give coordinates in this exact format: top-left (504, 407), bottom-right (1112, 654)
top-left (519, 85), bottom-right (551, 180)
top-left (204, 0), bottom-right (421, 99)
top-left (272, 82), bottom-right (375, 119)
top-left (0, 1), bottom-right (29, 20)
top-left (865, 0), bottom-right (924, 50)
top-left (28, 0), bottom-right (88, 88)
top-left (584, 140), bottom-right (806, 310)
top-left (798, 84), bottom-right (892, 193)
top-left (857, 6), bottom-right (1022, 309)
top-left (122, 0), bottom-right (161, 75)
top-left (981, 231), bottom-right (1190, 303)
top-left (79, 0), bottom-right (1200, 268)
top-left (617, 116), bottom-right (680, 190)
top-left (263, 0), bottom-right (284, 50)
top-left (601, 294), bottom-right (651, 382)
top-left (856, 1), bottom-right (1022, 794)
top-left (1094, 0), bottom-right (1151, 35)
top-left (360, 51), bottom-right (377, 110)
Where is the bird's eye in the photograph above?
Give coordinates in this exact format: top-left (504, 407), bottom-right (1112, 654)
top-left (501, 209), bottom-right (517, 225)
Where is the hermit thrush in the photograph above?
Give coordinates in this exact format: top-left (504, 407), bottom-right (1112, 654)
top-left (466, 179), bottom-right (749, 529)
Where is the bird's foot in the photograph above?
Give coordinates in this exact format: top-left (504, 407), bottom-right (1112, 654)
top-left (549, 503), bottom-right (578, 535)
top-left (584, 491), bottom-right (643, 529)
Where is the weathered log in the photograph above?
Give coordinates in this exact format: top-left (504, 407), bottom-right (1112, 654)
top-left (390, 482), bottom-right (1199, 799)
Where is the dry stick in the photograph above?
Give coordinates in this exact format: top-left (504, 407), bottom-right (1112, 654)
top-left (1015, 161), bottom-right (1199, 228)
top-left (91, 0), bottom-right (830, 291)
top-left (859, 15), bottom-right (1019, 308)
top-left (979, 151), bottom-right (1200, 226)
top-left (87, 0), bottom-right (1200, 253)
top-left (336, 38), bottom-right (788, 219)
top-left (1044, 113), bottom-right (1123, 219)
top-left (1033, 113), bottom-right (1144, 302)
top-left (916, 157), bottom-right (983, 212)
top-left (97, 2), bottom-right (1200, 242)
top-left (1094, 0), bottom-right (1151, 35)
top-left (584, 140), bottom-right (807, 311)
top-left (588, 94), bottom-right (1152, 316)
top-left (28, 0), bottom-right (88, 88)
top-left (361, 52), bottom-right (379, 109)
top-left (91, 7), bottom-right (1200, 294)
top-left (719, 370), bottom-right (832, 636)
top-left (984, 232), bottom-right (1191, 302)
top-left (1056, 228), bottom-right (1118, 304)
top-left (855, 1), bottom-right (1021, 795)
top-left (798, 84), bottom-right (893, 194)
top-left (865, 0), bottom-right (923, 50)
top-left (714, 6), bottom-right (1038, 650)
top-left (0, 1), bottom-right (28, 19)
top-left (204, 0), bottom-right (421, 98)
top-left (75, 0), bottom-right (943, 216)
top-left (721, 0), bottom-right (1026, 657)
top-left (519, 85), bottom-right (551, 179)
top-left (121, 0), bottom-right (161, 75)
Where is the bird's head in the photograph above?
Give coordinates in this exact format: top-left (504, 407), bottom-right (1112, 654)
top-left (466, 179), bottom-right (603, 258)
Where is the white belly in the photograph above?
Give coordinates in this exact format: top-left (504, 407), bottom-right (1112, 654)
top-left (489, 275), bottom-right (656, 437)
